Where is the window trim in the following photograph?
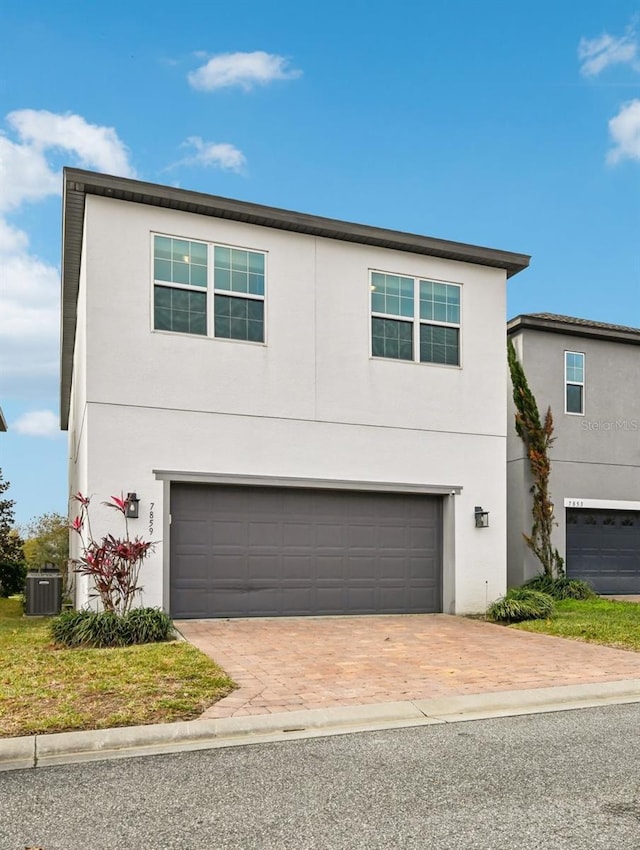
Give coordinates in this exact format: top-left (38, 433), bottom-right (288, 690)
top-left (564, 350), bottom-right (585, 416)
top-left (369, 269), bottom-right (462, 367)
top-left (150, 232), bottom-right (267, 345)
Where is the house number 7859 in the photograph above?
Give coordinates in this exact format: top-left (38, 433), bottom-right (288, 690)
top-left (149, 502), bottom-right (155, 535)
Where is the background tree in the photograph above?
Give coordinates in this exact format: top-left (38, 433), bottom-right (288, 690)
top-left (0, 469), bottom-right (26, 597)
top-left (507, 340), bottom-right (564, 578)
top-left (22, 512), bottom-right (69, 571)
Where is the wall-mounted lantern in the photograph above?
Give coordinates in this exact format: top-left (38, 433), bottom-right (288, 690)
top-left (126, 493), bottom-right (140, 519)
top-left (474, 506), bottom-right (489, 528)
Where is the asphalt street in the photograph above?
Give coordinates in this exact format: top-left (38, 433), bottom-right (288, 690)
top-left (2, 704), bottom-right (640, 849)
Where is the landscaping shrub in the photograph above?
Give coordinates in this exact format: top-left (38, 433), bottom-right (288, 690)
top-left (121, 607), bottom-right (174, 644)
top-left (0, 561), bottom-right (27, 598)
top-left (486, 587), bottom-right (555, 623)
top-left (524, 574), bottom-right (596, 600)
top-left (51, 607), bottom-right (174, 648)
top-left (70, 492), bottom-right (154, 615)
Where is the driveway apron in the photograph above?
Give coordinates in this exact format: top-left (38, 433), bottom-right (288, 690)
top-left (176, 614), bottom-right (640, 719)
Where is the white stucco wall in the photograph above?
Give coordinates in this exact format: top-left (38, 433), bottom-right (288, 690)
top-left (70, 195), bottom-right (511, 614)
top-left (67, 224), bottom-right (90, 604)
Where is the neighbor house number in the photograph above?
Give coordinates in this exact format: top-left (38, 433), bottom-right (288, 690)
top-left (149, 502), bottom-right (155, 535)
top-left (566, 499), bottom-right (584, 508)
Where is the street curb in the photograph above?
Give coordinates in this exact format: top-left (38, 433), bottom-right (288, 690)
top-left (3, 679), bottom-right (640, 772)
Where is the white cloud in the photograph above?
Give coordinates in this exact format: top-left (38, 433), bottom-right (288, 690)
top-left (188, 51), bottom-right (301, 91)
top-left (607, 99), bottom-right (640, 163)
top-left (177, 136), bottom-right (247, 173)
top-left (0, 135), bottom-right (59, 211)
top-left (11, 410), bottom-right (61, 438)
top-left (578, 25), bottom-right (638, 77)
top-left (7, 109), bottom-right (136, 178)
top-left (0, 224), bottom-right (60, 397)
top-left (0, 218), bottom-right (28, 253)
top-left (0, 109), bottom-right (136, 212)
top-left (0, 109), bottom-right (136, 395)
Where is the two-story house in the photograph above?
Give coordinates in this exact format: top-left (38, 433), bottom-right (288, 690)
top-left (507, 313), bottom-right (640, 593)
top-left (61, 168), bottom-right (529, 617)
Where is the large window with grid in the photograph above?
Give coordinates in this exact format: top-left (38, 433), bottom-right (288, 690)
top-left (153, 235), bottom-right (265, 343)
top-left (565, 351), bottom-right (584, 414)
top-left (370, 272), bottom-right (461, 365)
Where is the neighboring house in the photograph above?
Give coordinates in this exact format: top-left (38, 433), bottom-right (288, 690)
top-left (507, 313), bottom-right (640, 593)
top-left (61, 168), bottom-right (529, 618)
top-left (0, 408), bottom-right (6, 432)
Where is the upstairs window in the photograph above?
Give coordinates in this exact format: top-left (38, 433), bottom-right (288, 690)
top-left (565, 351), bottom-right (585, 414)
top-left (154, 237), bottom-right (208, 335)
top-left (213, 246), bottom-right (265, 342)
top-left (371, 272), bottom-right (461, 365)
top-left (153, 235), bottom-right (265, 343)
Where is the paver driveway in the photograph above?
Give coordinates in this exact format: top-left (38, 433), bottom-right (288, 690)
top-left (176, 614), bottom-right (640, 719)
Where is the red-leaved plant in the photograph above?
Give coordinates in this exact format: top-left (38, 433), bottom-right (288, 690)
top-left (70, 492), bottom-right (154, 615)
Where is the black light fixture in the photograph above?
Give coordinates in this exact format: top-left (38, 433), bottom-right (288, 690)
top-left (474, 506), bottom-right (489, 528)
top-left (126, 492), bottom-right (140, 519)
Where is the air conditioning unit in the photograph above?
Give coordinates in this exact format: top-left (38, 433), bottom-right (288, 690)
top-left (25, 571), bottom-right (62, 616)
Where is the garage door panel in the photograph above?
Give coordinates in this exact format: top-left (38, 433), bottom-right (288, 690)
top-left (248, 522), bottom-right (281, 546)
top-left (567, 509), bottom-right (640, 594)
top-left (410, 526), bottom-right (438, 549)
top-left (210, 520), bottom-right (246, 546)
top-left (283, 523), bottom-right (314, 546)
top-left (170, 484), bottom-right (442, 618)
top-left (208, 555), bottom-right (247, 580)
top-left (347, 587), bottom-right (376, 610)
top-left (346, 525), bottom-right (376, 548)
top-left (246, 555), bottom-right (280, 581)
top-left (281, 555), bottom-right (314, 580)
top-left (313, 556), bottom-right (343, 580)
top-left (377, 557), bottom-right (407, 580)
top-left (315, 524), bottom-right (345, 547)
top-left (346, 557), bottom-right (377, 580)
top-left (172, 554), bottom-right (209, 581)
top-left (173, 519), bottom-right (209, 546)
top-left (377, 526), bottom-right (409, 548)
top-left (171, 587), bottom-right (209, 618)
top-left (280, 588), bottom-right (315, 612)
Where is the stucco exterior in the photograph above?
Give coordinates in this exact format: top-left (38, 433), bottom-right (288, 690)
top-left (507, 315), bottom-right (640, 586)
top-left (63, 170), bottom-right (529, 615)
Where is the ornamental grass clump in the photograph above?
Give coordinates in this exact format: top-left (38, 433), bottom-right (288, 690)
top-left (51, 607), bottom-right (174, 648)
top-left (486, 587), bottom-right (555, 624)
top-left (524, 574), bottom-right (596, 601)
top-left (70, 492), bottom-right (154, 615)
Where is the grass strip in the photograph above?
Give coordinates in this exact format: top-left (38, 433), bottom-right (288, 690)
top-left (513, 597), bottom-right (640, 651)
top-left (0, 598), bottom-right (235, 738)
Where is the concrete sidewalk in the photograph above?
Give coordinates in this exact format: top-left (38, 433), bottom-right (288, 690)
top-left (4, 679), bottom-right (640, 772)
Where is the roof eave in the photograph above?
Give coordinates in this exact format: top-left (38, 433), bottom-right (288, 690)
top-left (507, 315), bottom-right (640, 346)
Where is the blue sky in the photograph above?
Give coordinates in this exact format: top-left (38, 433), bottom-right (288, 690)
top-left (1, 1), bottom-right (639, 525)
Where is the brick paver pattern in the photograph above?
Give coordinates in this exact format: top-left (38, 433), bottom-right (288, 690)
top-left (176, 614), bottom-right (640, 719)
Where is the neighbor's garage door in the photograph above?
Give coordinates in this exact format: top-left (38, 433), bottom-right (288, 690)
top-left (566, 508), bottom-right (640, 594)
top-left (170, 483), bottom-right (442, 618)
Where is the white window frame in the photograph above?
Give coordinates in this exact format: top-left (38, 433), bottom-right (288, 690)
top-left (151, 232), bottom-right (267, 345)
top-left (369, 270), bottom-right (462, 366)
top-left (564, 350), bottom-right (585, 415)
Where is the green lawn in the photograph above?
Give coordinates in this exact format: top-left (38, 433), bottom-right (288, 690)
top-left (0, 598), bottom-right (235, 738)
top-left (513, 597), bottom-right (640, 650)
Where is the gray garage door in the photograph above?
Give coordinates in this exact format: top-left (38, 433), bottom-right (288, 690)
top-left (566, 508), bottom-right (640, 594)
top-left (170, 483), bottom-right (442, 618)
